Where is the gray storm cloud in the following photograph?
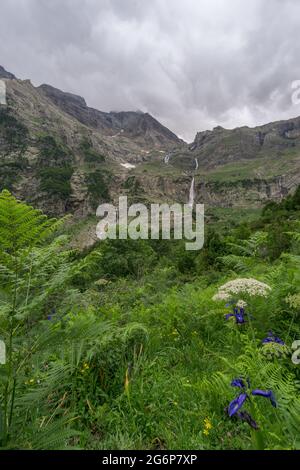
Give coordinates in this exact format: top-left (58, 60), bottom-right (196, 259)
top-left (1, 0), bottom-right (300, 141)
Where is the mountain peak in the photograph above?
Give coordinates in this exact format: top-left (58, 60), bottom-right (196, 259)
top-left (38, 83), bottom-right (87, 108)
top-left (0, 65), bottom-right (16, 79)
top-left (38, 82), bottom-right (180, 144)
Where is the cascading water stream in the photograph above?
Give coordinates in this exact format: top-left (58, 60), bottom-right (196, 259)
top-left (164, 153), bottom-right (171, 164)
top-left (188, 177), bottom-right (195, 208)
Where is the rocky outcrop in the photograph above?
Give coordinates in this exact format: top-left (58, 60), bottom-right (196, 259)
top-left (190, 118), bottom-right (300, 167)
top-left (194, 175), bottom-right (299, 208)
top-left (0, 65), bottom-right (16, 79)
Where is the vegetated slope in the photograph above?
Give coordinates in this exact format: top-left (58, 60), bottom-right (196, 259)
top-left (1, 186), bottom-right (300, 450)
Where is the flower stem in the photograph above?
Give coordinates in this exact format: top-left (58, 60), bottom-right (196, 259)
top-left (249, 400), bottom-right (264, 450)
top-left (247, 312), bottom-right (256, 343)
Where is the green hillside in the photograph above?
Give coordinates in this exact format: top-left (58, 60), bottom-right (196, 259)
top-left (1, 187), bottom-right (300, 450)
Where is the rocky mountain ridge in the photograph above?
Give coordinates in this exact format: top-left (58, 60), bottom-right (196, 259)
top-left (38, 83), bottom-right (181, 147)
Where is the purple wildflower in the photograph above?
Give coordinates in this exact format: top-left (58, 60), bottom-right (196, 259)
top-left (251, 389), bottom-right (277, 407)
top-left (262, 331), bottom-right (285, 346)
top-left (225, 307), bottom-right (246, 324)
top-left (227, 378), bottom-right (276, 427)
top-left (231, 378), bottom-right (246, 389)
top-left (228, 393), bottom-right (248, 417)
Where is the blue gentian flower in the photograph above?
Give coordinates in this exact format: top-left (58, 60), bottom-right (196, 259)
top-left (251, 389), bottom-right (277, 407)
top-left (228, 393), bottom-right (248, 417)
top-left (262, 331), bottom-right (285, 346)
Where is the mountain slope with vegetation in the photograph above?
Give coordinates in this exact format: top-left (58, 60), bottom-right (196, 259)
top-left (0, 187), bottom-right (300, 450)
top-left (1, 65), bottom-right (300, 219)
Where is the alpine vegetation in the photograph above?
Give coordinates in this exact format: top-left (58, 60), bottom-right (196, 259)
top-left (0, 187), bottom-right (300, 450)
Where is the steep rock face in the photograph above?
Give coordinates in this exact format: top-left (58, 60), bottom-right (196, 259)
top-left (190, 118), bottom-right (300, 167)
top-left (194, 174), bottom-right (299, 208)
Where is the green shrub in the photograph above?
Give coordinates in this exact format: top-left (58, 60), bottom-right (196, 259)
top-left (0, 159), bottom-right (28, 190)
top-left (87, 170), bottom-right (110, 208)
top-left (37, 135), bottom-right (74, 199)
top-left (38, 135), bottom-right (71, 165)
top-left (0, 108), bottom-right (28, 154)
top-left (39, 166), bottom-right (73, 198)
top-left (79, 137), bottom-right (105, 163)
top-left (122, 176), bottom-right (143, 195)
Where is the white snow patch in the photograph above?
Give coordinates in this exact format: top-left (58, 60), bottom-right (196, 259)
top-left (121, 163), bottom-right (136, 169)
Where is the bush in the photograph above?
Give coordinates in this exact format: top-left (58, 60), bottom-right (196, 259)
top-left (87, 170), bottom-right (110, 208)
top-left (37, 135), bottom-right (74, 199)
top-left (39, 166), bottom-right (73, 198)
top-left (79, 137), bottom-right (105, 163)
top-left (38, 135), bottom-right (71, 165)
top-left (0, 108), bottom-right (28, 154)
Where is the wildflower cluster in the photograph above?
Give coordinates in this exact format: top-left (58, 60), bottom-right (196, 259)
top-left (285, 293), bottom-right (300, 310)
top-left (212, 278), bottom-right (282, 436)
top-left (213, 278), bottom-right (271, 302)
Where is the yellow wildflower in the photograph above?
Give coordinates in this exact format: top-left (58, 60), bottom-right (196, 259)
top-left (80, 362), bottom-right (90, 374)
top-left (25, 378), bottom-right (35, 385)
top-left (203, 417), bottom-right (212, 436)
top-left (204, 417), bottom-right (212, 430)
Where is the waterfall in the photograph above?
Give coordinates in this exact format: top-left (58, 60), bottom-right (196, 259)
top-left (188, 177), bottom-right (195, 208)
top-left (164, 153), bottom-right (170, 164)
top-left (187, 158), bottom-right (198, 207)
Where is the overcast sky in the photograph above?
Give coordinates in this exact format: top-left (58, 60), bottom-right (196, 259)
top-left (1, 0), bottom-right (300, 141)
